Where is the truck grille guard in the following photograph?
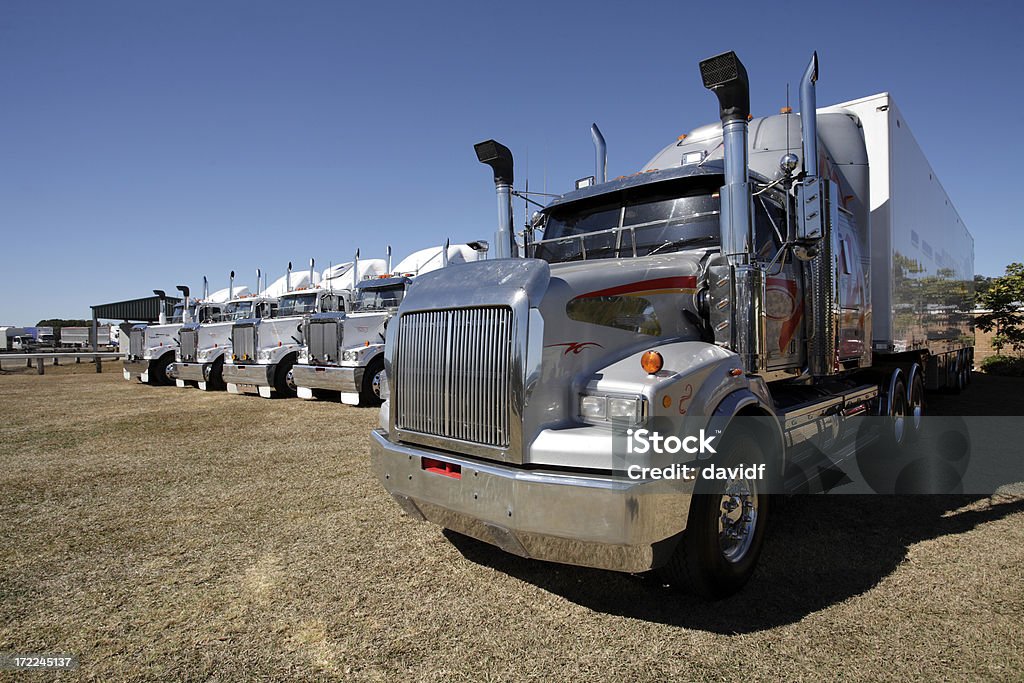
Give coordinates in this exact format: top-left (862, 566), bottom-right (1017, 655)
top-left (392, 305), bottom-right (524, 463)
top-left (231, 323), bottom-right (257, 362)
top-left (306, 318), bottom-right (341, 365)
top-left (179, 328), bottom-right (198, 362)
top-left (129, 328), bottom-right (144, 359)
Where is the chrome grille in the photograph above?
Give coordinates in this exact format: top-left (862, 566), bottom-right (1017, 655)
top-left (395, 307), bottom-right (514, 448)
top-left (179, 329), bottom-right (198, 361)
top-left (232, 324), bottom-right (257, 361)
top-left (129, 329), bottom-right (144, 358)
top-left (307, 319), bottom-right (340, 364)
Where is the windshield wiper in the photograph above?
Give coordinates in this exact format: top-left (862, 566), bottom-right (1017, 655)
top-left (646, 236), bottom-right (716, 256)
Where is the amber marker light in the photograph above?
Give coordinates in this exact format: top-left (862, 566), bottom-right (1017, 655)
top-left (641, 351), bottom-right (663, 374)
top-left (662, 395), bottom-right (672, 409)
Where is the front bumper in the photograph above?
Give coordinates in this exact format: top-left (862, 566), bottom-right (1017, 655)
top-left (123, 358), bottom-right (148, 381)
top-left (290, 364), bottom-right (361, 393)
top-left (368, 430), bottom-right (693, 573)
top-left (169, 361), bottom-right (209, 383)
top-left (222, 362), bottom-right (275, 387)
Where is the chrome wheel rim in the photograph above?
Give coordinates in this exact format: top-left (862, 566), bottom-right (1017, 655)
top-left (719, 477), bottom-right (758, 563)
top-left (910, 381), bottom-right (924, 431)
top-left (371, 370), bottom-right (384, 399)
top-left (285, 369), bottom-right (296, 391)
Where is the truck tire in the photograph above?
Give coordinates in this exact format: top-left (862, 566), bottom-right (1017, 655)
top-left (150, 353), bottom-right (174, 386)
top-left (907, 368), bottom-right (925, 443)
top-left (657, 429), bottom-right (769, 599)
top-left (273, 356), bottom-right (297, 398)
top-left (359, 356), bottom-right (386, 407)
top-left (204, 356), bottom-right (226, 391)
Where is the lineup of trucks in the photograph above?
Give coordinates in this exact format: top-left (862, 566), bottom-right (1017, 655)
top-left (117, 50), bottom-right (975, 599)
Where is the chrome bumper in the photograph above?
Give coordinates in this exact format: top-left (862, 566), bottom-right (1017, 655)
top-left (122, 358), bottom-right (148, 379)
top-left (170, 361), bottom-right (208, 382)
top-left (369, 429), bottom-right (692, 573)
top-left (290, 364), bottom-right (361, 392)
top-left (222, 362), bottom-right (275, 387)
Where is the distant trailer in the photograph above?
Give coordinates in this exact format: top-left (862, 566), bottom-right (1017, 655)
top-left (59, 325), bottom-right (111, 348)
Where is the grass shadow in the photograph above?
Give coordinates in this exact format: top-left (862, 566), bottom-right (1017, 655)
top-left (444, 494), bottom-right (1024, 634)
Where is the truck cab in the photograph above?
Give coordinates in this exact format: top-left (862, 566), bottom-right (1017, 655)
top-left (293, 244), bottom-right (487, 405)
top-left (123, 296), bottom-right (196, 385)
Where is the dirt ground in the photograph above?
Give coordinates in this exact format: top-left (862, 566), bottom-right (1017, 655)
top-left (1, 365), bottom-right (1022, 681)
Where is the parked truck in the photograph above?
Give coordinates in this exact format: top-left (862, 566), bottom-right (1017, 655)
top-left (293, 243), bottom-right (488, 406)
top-left (123, 292), bottom-right (194, 385)
top-left (166, 274), bottom-right (250, 390)
top-left (220, 258), bottom-right (387, 398)
top-left (369, 51), bottom-right (974, 598)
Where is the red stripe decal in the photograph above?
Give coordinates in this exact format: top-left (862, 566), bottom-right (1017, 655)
top-left (579, 276), bottom-right (698, 299)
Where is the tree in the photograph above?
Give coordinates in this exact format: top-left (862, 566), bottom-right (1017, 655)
top-left (975, 263), bottom-right (1024, 355)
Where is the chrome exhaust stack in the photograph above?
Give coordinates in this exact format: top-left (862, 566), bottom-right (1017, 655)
top-left (591, 123), bottom-right (607, 183)
top-left (352, 249), bottom-right (360, 290)
top-left (442, 239), bottom-right (450, 268)
top-left (176, 285), bottom-right (191, 323)
top-left (474, 139), bottom-right (516, 259)
top-left (386, 245), bottom-right (392, 274)
top-left (794, 51), bottom-right (839, 377)
top-left (203, 276), bottom-right (209, 301)
top-left (229, 271), bottom-right (235, 300)
top-left (286, 261), bottom-right (293, 292)
top-left (699, 51), bottom-right (765, 375)
top-left (309, 258), bottom-right (315, 286)
top-left (153, 289), bottom-right (167, 325)
top-left (800, 53), bottom-right (819, 180)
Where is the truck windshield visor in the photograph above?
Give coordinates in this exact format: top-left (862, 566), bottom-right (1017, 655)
top-left (277, 293), bottom-right (318, 317)
top-left (533, 181), bottom-right (720, 263)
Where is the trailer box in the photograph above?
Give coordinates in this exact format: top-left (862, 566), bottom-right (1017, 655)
top-left (836, 94), bottom-right (974, 356)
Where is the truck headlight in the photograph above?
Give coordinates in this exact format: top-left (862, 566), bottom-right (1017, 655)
top-left (258, 349), bottom-right (273, 362)
top-left (298, 348), bottom-right (309, 362)
top-left (579, 393), bottom-right (646, 426)
top-left (197, 348), bottom-right (212, 361)
top-left (342, 349), bottom-right (358, 362)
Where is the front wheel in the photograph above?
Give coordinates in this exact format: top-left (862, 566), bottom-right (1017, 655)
top-left (273, 356), bottom-right (297, 398)
top-left (358, 356), bottom-right (386, 407)
top-left (657, 430), bottom-right (769, 599)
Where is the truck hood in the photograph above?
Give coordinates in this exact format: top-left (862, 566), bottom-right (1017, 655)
top-left (397, 253), bottom-right (710, 440)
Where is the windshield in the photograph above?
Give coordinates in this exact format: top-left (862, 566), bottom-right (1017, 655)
top-left (354, 285), bottom-right (405, 312)
top-left (277, 293), bottom-right (318, 317)
top-left (169, 303), bottom-right (185, 324)
top-left (532, 181), bottom-right (720, 263)
top-left (224, 301), bottom-right (254, 320)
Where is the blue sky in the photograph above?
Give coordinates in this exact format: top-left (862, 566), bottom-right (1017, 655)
top-left (1, 0), bottom-right (1021, 324)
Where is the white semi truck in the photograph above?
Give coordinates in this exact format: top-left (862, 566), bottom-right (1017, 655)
top-left (166, 274), bottom-right (250, 390)
top-left (370, 51), bottom-right (975, 598)
top-left (221, 258), bottom-right (388, 398)
top-left (123, 290), bottom-right (202, 385)
top-left (293, 243), bottom-right (488, 406)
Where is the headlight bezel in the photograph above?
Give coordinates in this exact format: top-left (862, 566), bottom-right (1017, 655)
top-left (578, 392), bottom-right (647, 427)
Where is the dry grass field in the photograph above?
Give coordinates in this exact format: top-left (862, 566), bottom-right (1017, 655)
top-left (1, 364), bottom-right (1023, 681)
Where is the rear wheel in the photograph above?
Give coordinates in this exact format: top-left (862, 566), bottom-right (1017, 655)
top-left (359, 356), bottom-right (386, 407)
top-left (657, 430), bottom-right (769, 599)
top-left (907, 367), bottom-right (925, 443)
